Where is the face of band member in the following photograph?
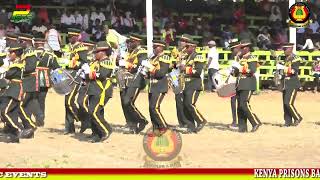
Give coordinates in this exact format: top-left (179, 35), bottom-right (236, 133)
top-left (69, 35), bottom-right (79, 44)
top-left (6, 39), bottom-right (17, 47)
top-left (95, 51), bottom-right (105, 61)
top-left (153, 45), bottom-right (164, 56)
top-left (284, 47), bottom-right (293, 57)
top-left (240, 46), bottom-right (250, 57)
top-left (9, 51), bottom-right (17, 61)
top-left (95, 50), bottom-right (106, 61)
top-left (186, 45), bottom-right (195, 54)
top-left (20, 39), bottom-right (32, 48)
top-left (232, 46), bottom-right (241, 57)
top-left (130, 39), bottom-right (140, 50)
top-left (34, 42), bottom-right (44, 49)
top-left (179, 40), bottom-right (187, 48)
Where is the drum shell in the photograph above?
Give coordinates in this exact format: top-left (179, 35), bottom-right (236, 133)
top-left (50, 68), bottom-right (75, 95)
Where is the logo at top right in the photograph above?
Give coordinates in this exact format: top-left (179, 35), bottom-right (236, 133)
top-left (288, 2), bottom-right (312, 28)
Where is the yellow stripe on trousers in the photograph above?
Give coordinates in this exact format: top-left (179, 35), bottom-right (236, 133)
top-left (131, 88), bottom-right (144, 119)
top-left (68, 86), bottom-right (80, 121)
top-left (155, 94), bottom-right (167, 127)
top-left (92, 102), bottom-right (109, 135)
top-left (4, 99), bottom-right (20, 130)
top-left (289, 89), bottom-right (300, 119)
top-left (235, 98), bottom-right (238, 123)
top-left (83, 95), bottom-right (89, 112)
top-left (191, 91), bottom-right (205, 122)
top-left (20, 95), bottom-right (36, 128)
top-left (246, 91), bottom-right (258, 123)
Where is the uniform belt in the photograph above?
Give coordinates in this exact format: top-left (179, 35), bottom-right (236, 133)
top-left (36, 67), bottom-right (49, 70)
top-left (184, 77), bottom-right (192, 82)
top-left (150, 79), bottom-right (158, 83)
top-left (24, 72), bottom-right (37, 76)
top-left (11, 79), bottom-right (22, 83)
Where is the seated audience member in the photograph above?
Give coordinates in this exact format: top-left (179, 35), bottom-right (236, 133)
top-left (61, 11), bottom-right (75, 32)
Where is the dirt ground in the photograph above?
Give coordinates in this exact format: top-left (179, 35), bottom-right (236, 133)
top-left (0, 89), bottom-right (319, 168)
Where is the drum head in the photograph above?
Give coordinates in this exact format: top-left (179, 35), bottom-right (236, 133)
top-left (217, 83), bottom-right (236, 98)
top-left (50, 68), bottom-right (75, 95)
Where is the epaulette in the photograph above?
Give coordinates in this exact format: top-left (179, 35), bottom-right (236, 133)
top-left (292, 55), bottom-right (301, 63)
top-left (9, 63), bottom-right (24, 69)
top-left (159, 54), bottom-right (171, 64)
top-left (194, 54), bottom-right (205, 62)
top-left (74, 45), bottom-right (88, 53)
top-left (137, 48), bottom-right (147, 54)
top-left (0, 52), bottom-right (6, 57)
top-left (21, 50), bottom-right (36, 60)
top-left (247, 55), bottom-right (258, 62)
top-left (100, 59), bottom-right (115, 69)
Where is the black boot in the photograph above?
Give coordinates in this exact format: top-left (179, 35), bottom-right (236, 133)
top-left (135, 120), bottom-right (148, 134)
top-left (19, 129), bottom-right (35, 139)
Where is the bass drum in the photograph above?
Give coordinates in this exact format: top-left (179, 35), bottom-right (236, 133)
top-left (50, 68), bottom-right (76, 95)
top-left (212, 69), bottom-right (237, 98)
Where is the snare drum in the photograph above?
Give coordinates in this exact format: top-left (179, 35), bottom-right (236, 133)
top-left (212, 69), bottom-right (237, 98)
top-left (50, 68), bottom-right (75, 95)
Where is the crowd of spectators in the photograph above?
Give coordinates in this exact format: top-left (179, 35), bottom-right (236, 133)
top-left (0, 0), bottom-right (319, 51)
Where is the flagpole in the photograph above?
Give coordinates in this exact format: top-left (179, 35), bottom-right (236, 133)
top-left (289, 0), bottom-right (296, 52)
top-left (146, 0), bottom-right (153, 55)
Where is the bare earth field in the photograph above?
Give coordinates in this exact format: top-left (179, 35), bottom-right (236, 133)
top-left (0, 89), bottom-right (319, 168)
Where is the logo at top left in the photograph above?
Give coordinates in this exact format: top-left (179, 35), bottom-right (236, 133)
top-left (11, 4), bottom-right (32, 23)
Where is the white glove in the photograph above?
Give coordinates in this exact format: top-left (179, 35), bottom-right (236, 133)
top-left (231, 61), bottom-right (241, 69)
top-left (79, 72), bottom-right (85, 79)
top-left (81, 63), bottom-right (90, 74)
top-left (276, 64), bottom-right (285, 70)
top-left (141, 60), bottom-right (153, 69)
top-left (119, 59), bottom-right (126, 67)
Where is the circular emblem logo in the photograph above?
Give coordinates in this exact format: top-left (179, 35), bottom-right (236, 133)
top-left (143, 128), bottom-right (182, 161)
top-left (289, 2), bottom-right (310, 24)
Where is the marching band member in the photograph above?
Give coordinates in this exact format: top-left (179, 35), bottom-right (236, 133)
top-left (77, 40), bottom-right (96, 133)
top-left (0, 33), bottom-right (18, 133)
top-left (277, 43), bottom-right (303, 127)
top-left (32, 37), bottom-right (60, 127)
top-left (84, 41), bottom-right (113, 143)
top-left (120, 33), bottom-right (148, 134)
top-left (171, 34), bottom-right (195, 131)
top-left (0, 43), bottom-right (35, 143)
top-left (182, 39), bottom-right (207, 132)
top-left (5, 33), bottom-right (19, 49)
top-left (0, 46), bottom-right (8, 90)
top-left (146, 40), bottom-right (171, 136)
top-left (64, 28), bottom-right (89, 134)
top-left (18, 33), bottom-right (38, 137)
top-left (0, 42), bottom-right (8, 131)
top-left (228, 40), bottom-right (242, 129)
top-left (231, 40), bottom-right (261, 132)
